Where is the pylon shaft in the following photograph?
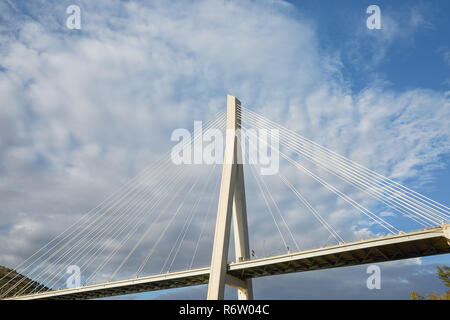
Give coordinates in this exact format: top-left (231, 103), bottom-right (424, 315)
top-left (207, 95), bottom-right (253, 300)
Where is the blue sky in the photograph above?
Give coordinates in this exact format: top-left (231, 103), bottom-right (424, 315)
top-left (287, 0), bottom-right (450, 211)
top-left (0, 0), bottom-right (449, 300)
top-left (288, 0), bottom-right (450, 92)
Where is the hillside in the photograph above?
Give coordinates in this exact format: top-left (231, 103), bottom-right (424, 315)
top-left (0, 265), bottom-right (49, 299)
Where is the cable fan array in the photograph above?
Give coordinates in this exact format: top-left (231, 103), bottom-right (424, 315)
top-left (237, 105), bottom-right (449, 237)
top-left (1, 104), bottom-right (448, 299)
top-left (0, 112), bottom-right (225, 298)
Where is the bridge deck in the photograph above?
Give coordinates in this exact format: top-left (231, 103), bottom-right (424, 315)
top-left (6, 225), bottom-right (450, 300)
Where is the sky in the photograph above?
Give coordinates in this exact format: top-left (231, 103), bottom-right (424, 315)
top-left (0, 0), bottom-right (449, 299)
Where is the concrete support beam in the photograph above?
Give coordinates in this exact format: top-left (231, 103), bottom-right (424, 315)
top-left (444, 224), bottom-right (450, 245)
top-left (225, 274), bottom-right (247, 290)
top-left (207, 95), bottom-right (253, 300)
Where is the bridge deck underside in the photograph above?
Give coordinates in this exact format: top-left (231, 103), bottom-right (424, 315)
top-left (228, 232), bottom-right (450, 279)
top-left (39, 270), bottom-right (211, 300)
top-left (7, 228), bottom-right (450, 300)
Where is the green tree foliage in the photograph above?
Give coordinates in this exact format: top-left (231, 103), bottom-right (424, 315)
top-left (437, 266), bottom-right (450, 287)
top-left (410, 265), bottom-right (450, 300)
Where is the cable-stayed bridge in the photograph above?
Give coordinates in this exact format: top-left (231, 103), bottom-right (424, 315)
top-left (1, 95), bottom-right (449, 300)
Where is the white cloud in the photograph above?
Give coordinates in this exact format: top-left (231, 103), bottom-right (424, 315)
top-left (343, 4), bottom-right (435, 71)
top-left (438, 46), bottom-right (450, 67)
top-left (0, 0), bottom-right (448, 298)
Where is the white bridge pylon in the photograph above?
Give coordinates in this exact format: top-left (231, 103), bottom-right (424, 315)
top-left (207, 95), bottom-right (253, 300)
top-left (2, 95), bottom-right (450, 301)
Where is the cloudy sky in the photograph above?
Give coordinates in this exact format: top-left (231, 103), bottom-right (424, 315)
top-left (0, 0), bottom-right (449, 299)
